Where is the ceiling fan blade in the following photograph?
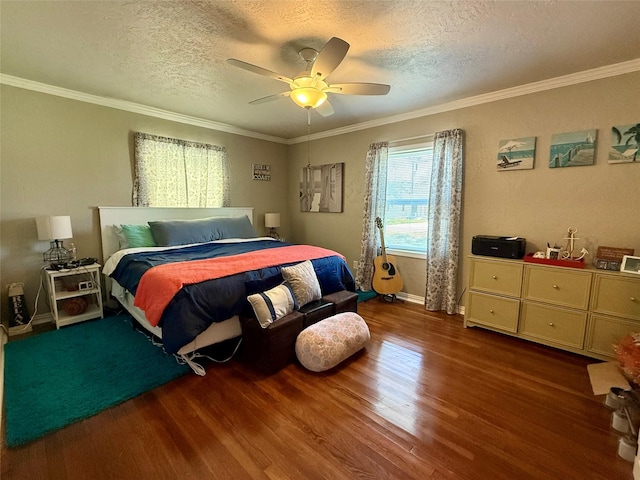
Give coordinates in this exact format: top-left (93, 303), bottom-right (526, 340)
top-left (311, 37), bottom-right (349, 80)
top-left (328, 83), bottom-right (391, 95)
top-left (315, 100), bottom-right (334, 117)
top-left (227, 58), bottom-right (293, 85)
top-left (249, 91), bottom-right (291, 105)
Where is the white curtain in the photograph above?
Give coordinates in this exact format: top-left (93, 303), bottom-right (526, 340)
top-left (425, 129), bottom-right (464, 314)
top-left (355, 142), bottom-right (388, 291)
top-left (133, 132), bottom-right (230, 207)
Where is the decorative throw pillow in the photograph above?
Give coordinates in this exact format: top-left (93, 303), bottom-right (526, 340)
top-left (281, 260), bottom-right (322, 307)
top-left (120, 224), bottom-right (157, 248)
top-left (247, 283), bottom-right (298, 328)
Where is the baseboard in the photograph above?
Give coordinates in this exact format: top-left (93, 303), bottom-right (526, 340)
top-left (33, 312), bottom-right (53, 325)
top-left (393, 292), bottom-right (466, 317)
top-left (8, 324), bottom-right (33, 336)
top-left (395, 292), bottom-right (424, 304)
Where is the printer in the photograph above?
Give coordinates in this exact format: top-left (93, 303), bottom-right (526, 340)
top-left (472, 235), bottom-right (526, 259)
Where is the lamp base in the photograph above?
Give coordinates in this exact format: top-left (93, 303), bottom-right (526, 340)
top-left (44, 239), bottom-right (72, 267)
top-left (268, 228), bottom-right (280, 240)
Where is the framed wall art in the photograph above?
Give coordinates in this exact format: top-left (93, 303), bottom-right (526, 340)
top-left (299, 162), bottom-right (344, 212)
top-left (549, 129), bottom-right (597, 168)
top-left (621, 255), bottom-right (640, 275)
top-left (252, 163), bottom-right (271, 181)
top-left (496, 136), bottom-right (536, 171)
top-left (609, 123), bottom-right (639, 164)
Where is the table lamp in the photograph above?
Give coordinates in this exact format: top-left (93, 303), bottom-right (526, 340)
top-left (265, 213), bottom-right (280, 239)
top-left (36, 215), bottom-right (73, 267)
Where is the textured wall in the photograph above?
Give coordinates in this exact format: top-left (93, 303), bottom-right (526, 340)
top-left (2, 72), bottom-right (638, 324)
top-left (0, 85), bottom-right (288, 323)
top-left (287, 72), bottom-right (640, 306)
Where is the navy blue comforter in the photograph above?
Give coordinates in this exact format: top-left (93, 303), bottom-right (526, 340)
top-left (110, 240), bottom-right (355, 354)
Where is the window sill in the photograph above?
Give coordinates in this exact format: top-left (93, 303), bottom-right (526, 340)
top-left (386, 249), bottom-right (426, 260)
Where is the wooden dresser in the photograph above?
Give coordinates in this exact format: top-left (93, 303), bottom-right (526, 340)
top-left (465, 255), bottom-right (640, 360)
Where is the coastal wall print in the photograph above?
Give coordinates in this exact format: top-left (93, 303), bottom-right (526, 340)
top-left (549, 129), bottom-right (597, 168)
top-left (609, 123), bottom-right (639, 163)
top-left (299, 162), bottom-right (344, 212)
top-left (496, 137), bottom-right (536, 170)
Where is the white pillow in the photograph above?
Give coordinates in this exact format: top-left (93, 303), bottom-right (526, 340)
top-left (112, 225), bottom-right (129, 249)
top-left (281, 260), bottom-right (321, 307)
top-left (247, 283), bottom-right (297, 328)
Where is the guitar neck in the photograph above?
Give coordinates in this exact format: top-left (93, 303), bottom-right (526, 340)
top-left (378, 227), bottom-right (388, 263)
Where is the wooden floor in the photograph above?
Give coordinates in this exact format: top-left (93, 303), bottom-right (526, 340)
top-left (1, 299), bottom-right (633, 479)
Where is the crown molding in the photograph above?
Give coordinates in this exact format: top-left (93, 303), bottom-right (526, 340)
top-left (0, 75), bottom-right (288, 144)
top-left (3, 57), bottom-right (638, 146)
top-left (287, 58), bottom-right (640, 144)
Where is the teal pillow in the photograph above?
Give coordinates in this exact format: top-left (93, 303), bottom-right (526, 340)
top-left (120, 224), bottom-right (157, 248)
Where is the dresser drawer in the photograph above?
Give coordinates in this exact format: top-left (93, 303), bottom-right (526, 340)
top-left (469, 258), bottom-right (523, 297)
top-left (519, 302), bottom-right (587, 349)
top-left (467, 291), bottom-right (519, 332)
top-left (587, 313), bottom-right (640, 358)
top-left (591, 274), bottom-right (640, 321)
top-left (523, 265), bottom-right (591, 310)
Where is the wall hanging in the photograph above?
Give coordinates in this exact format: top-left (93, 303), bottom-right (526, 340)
top-left (299, 163), bottom-right (344, 212)
top-left (549, 129), bottom-right (597, 168)
top-left (496, 136), bottom-right (536, 170)
top-left (609, 123), bottom-right (639, 164)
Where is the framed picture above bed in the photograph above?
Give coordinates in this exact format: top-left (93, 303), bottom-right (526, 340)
top-left (299, 162), bottom-right (344, 213)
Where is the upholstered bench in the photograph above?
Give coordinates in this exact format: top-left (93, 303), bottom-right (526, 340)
top-left (322, 290), bottom-right (358, 314)
top-left (295, 312), bottom-right (370, 372)
top-left (239, 289), bottom-right (359, 374)
top-left (299, 298), bottom-right (333, 328)
top-left (239, 311), bottom-right (304, 374)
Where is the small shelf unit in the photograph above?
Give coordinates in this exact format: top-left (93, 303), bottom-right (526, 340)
top-left (45, 263), bottom-right (104, 328)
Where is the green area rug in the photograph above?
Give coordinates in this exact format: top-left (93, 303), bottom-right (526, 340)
top-left (3, 315), bottom-right (190, 447)
top-left (356, 289), bottom-right (378, 302)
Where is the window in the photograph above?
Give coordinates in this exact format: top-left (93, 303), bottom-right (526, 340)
top-left (383, 142), bottom-right (433, 254)
top-left (133, 132), bottom-right (229, 208)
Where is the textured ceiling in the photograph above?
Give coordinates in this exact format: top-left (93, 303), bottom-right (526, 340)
top-left (2, 0), bottom-right (640, 140)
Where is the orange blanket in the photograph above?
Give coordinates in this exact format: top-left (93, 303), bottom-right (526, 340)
top-left (134, 244), bottom-right (343, 326)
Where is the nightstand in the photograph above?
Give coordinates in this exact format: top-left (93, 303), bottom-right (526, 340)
top-left (45, 263), bottom-right (104, 328)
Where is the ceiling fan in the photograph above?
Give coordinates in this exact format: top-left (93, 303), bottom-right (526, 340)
top-left (227, 37), bottom-right (390, 117)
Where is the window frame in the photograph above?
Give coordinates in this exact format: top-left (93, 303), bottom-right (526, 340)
top-left (133, 132), bottom-right (229, 208)
top-left (384, 141), bottom-right (433, 259)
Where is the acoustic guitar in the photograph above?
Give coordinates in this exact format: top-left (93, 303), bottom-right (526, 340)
top-left (372, 217), bottom-right (403, 295)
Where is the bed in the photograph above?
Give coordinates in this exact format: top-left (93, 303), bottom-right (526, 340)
top-left (98, 207), bottom-right (355, 374)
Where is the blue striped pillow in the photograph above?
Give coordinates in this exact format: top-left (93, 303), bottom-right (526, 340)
top-left (247, 283), bottom-right (298, 328)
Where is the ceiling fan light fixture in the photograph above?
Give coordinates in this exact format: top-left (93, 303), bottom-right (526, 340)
top-left (290, 87), bottom-right (327, 109)
top-left (228, 37), bottom-right (389, 116)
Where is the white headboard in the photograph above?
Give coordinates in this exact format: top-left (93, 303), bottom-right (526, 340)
top-left (97, 206), bottom-right (254, 261)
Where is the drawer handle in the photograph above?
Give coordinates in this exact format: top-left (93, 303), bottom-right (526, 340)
top-left (552, 284), bottom-right (559, 289)
top-left (549, 322), bottom-right (554, 326)
top-left (492, 275), bottom-right (497, 279)
top-left (489, 309), bottom-right (494, 314)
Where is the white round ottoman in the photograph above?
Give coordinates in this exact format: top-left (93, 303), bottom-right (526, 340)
top-left (295, 312), bottom-right (370, 372)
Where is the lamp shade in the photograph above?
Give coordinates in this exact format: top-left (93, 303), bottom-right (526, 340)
top-left (36, 216), bottom-right (73, 241)
top-left (265, 213), bottom-right (280, 229)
